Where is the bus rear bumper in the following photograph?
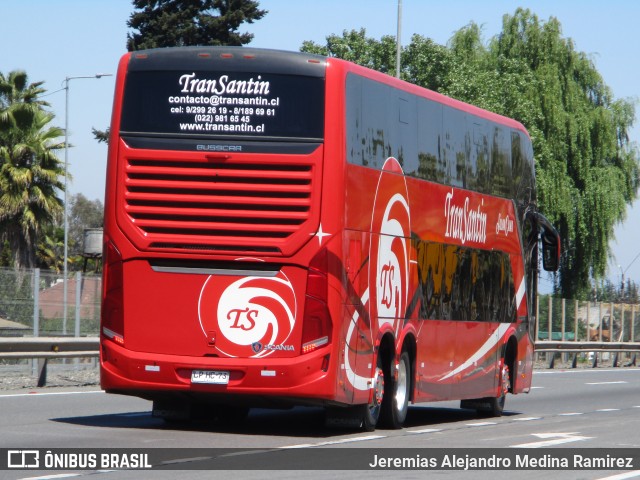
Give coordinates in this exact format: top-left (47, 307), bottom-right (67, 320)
top-left (100, 338), bottom-right (337, 406)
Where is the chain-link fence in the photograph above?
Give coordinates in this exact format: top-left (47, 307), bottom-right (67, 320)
top-left (0, 267), bottom-right (101, 337)
top-left (2, 269), bottom-right (639, 343)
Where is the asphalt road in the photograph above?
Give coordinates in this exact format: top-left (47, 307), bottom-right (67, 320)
top-left (1, 367), bottom-right (640, 480)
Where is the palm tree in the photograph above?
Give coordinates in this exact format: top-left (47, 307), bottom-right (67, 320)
top-left (0, 70), bottom-right (48, 134)
top-left (36, 225), bottom-right (65, 272)
top-left (0, 70), bottom-right (64, 270)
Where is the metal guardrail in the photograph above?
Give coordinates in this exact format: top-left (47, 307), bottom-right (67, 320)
top-left (1, 337), bottom-right (639, 387)
top-left (0, 337), bottom-right (99, 387)
top-left (535, 340), bottom-right (640, 352)
top-left (535, 341), bottom-right (640, 368)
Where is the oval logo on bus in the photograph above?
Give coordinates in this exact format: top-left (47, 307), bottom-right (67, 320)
top-left (344, 157), bottom-right (412, 393)
top-left (370, 157), bottom-right (411, 329)
top-left (198, 271), bottom-right (297, 358)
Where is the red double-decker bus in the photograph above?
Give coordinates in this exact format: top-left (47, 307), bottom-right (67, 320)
top-left (100, 47), bottom-right (560, 430)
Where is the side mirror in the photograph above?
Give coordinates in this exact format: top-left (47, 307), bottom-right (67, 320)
top-left (534, 213), bottom-right (561, 272)
top-left (541, 231), bottom-right (560, 272)
top-left (538, 215), bottom-right (560, 272)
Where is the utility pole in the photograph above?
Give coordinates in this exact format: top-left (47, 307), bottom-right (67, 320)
top-left (396, 0), bottom-right (402, 78)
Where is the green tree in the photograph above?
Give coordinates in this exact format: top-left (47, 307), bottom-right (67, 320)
top-left (126, 0), bottom-right (267, 51)
top-left (94, 0), bottom-right (268, 143)
top-left (69, 193), bottom-right (104, 256)
top-left (486, 10), bottom-right (639, 298)
top-left (91, 127), bottom-right (109, 145)
top-left (0, 70), bottom-right (48, 132)
top-left (402, 34), bottom-right (454, 93)
top-left (0, 266), bottom-right (34, 325)
top-left (302, 29), bottom-right (397, 75)
top-left (0, 71), bottom-right (65, 270)
top-left (36, 224), bottom-right (64, 272)
top-left (302, 11), bottom-right (639, 299)
top-left (0, 240), bottom-right (11, 267)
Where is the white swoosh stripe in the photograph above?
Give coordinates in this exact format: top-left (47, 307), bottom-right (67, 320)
top-left (515, 277), bottom-right (526, 310)
top-left (344, 288), bottom-right (372, 391)
top-left (439, 323), bottom-right (511, 381)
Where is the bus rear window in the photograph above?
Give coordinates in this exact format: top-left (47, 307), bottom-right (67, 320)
top-left (120, 71), bottom-right (324, 140)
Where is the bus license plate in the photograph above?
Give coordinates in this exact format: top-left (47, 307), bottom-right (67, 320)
top-left (191, 370), bottom-right (230, 385)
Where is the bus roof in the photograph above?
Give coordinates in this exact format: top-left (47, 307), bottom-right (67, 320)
top-left (124, 46), bottom-right (528, 138)
top-left (126, 46), bottom-right (326, 78)
top-left (328, 57), bottom-right (529, 138)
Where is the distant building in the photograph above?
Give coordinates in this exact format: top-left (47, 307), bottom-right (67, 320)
top-left (38, 276), bottom-right (101, 323)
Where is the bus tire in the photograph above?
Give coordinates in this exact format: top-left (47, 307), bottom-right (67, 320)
top-left (380, 351), bottom-right (411, 428)
top-left (326, 353), bottom-right (386, 432)
top-left (487, 359), bottom-right (511, 417)
top-left (361, 354), bottom-right (385, 431)
top-left (460, 357), bottom-right (511, 417)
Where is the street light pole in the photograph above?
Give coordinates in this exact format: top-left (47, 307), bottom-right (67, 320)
top-left (62, 73), bottom-right (112, 334)
top-left (617, 251), bottom-right (640, 302)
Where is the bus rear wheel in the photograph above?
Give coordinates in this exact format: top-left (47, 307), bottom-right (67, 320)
top-left (487, 360), bottom-right (511, 416)
top-left (361, 357), bottom-right (385, 431)
top-left (380, 351), bottom-right (410, 428)
top-left (460, 357), bottom-right (511, 417)
top-left (325, 352), bottom-right (385, 432)
top-left (326, 349), bottom-right (411, 431)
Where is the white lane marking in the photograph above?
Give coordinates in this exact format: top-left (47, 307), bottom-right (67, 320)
top-left (160, 456), bottom-right (213, 465)
top-left (513, 417), bottom-right (542, 422)
top-left (535, 368), bottom-right (640, 375)
top-left (558, 412), bottom-right (584, 416)
top-left (0, 390), bottom-right (103, 398)
top-left (511, 432), bottom-right (591, 448)
top-left (408, 428), bottom-right (443, 434)
top-left (16, 475), bottom-right (86, 480)
top-left (282, 435), bottom-right (386, 449)
top-left (596, 408), bottom-right (621, 412)
top-left (466, 422), bottom-right (497, 427)
top-left (587, 381), bottom-right (628, 385)
top-left (596, 471), bottom-right (640, 480)
top-left (530, 386), bottom-right (544, 389)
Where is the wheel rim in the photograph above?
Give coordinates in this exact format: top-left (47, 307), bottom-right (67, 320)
top-left (395, 357), bottom-right (408, 413)
top-left (501, 363), bottom-right (511, 396)
top-left (370, 367), bottom-right (384, 414)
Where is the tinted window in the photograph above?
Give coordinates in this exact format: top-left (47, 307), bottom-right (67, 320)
top-left (121, 71), bottom-right (324, 140)
top-left (346, 73), bottom-right (534, 200)
top-left (415, 239), bottom-right (516, 323)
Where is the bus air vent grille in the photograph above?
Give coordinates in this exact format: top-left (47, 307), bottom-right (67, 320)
top-left (122, 156), bottom-right (316, 255)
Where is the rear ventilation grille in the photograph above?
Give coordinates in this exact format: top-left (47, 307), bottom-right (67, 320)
top-left (122, 156), bottom-right (315, 254)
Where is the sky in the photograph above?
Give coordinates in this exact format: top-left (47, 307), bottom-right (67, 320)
top-left (2, 0), bottom-right (639, 289)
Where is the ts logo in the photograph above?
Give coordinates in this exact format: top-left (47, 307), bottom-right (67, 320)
top-left (227, 307), bottom-right (259, 331)
top-left (379, 262), bottom-right (396, 309)
top-left (199, 270), bottom-right (297, 358)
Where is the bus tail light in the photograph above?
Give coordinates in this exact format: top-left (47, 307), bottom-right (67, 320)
top-left (301, 249), bottom-right (332, 354)
top-left (101, 240), bottom-right (124, 346)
